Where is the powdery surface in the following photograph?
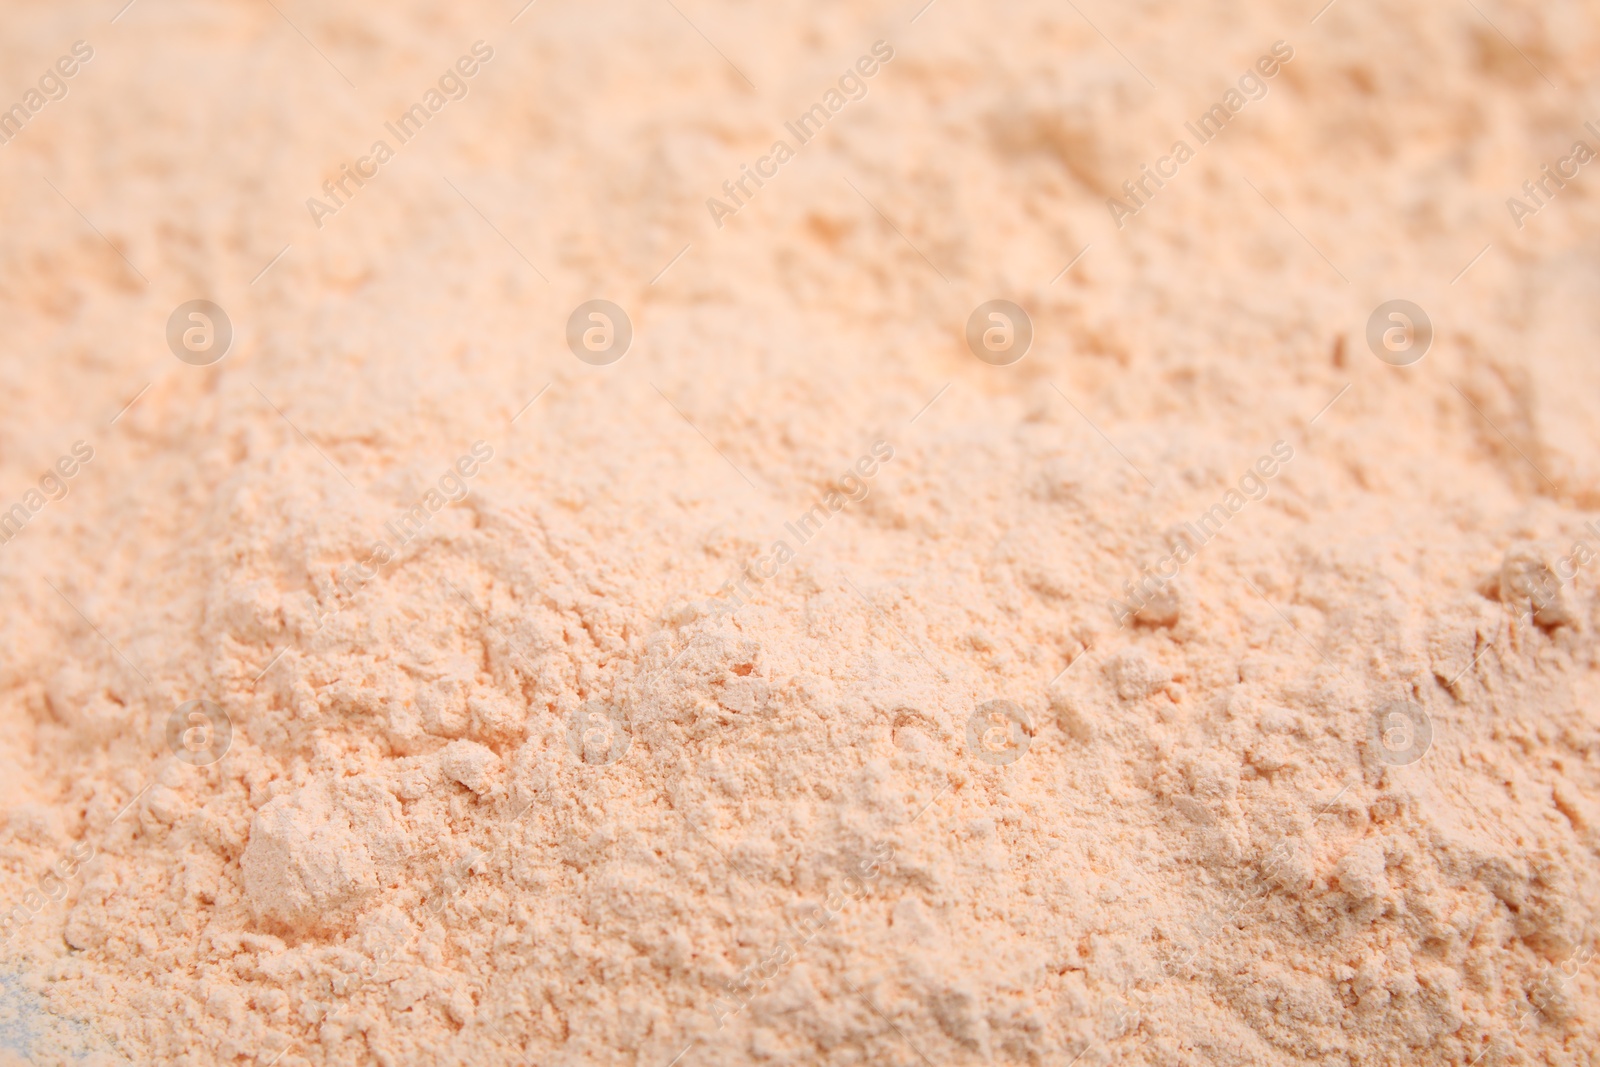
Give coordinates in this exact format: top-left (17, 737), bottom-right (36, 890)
top-left (2, 0), bottom-right (1600, 1065)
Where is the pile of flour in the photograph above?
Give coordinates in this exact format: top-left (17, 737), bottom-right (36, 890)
top-left (1, 0), bottom-right (1598, 1064)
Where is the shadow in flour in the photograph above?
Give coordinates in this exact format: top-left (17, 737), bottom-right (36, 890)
top-left (0, 970), bottom-right (115, 1064)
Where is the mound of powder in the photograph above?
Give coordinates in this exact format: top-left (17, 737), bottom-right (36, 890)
top-left (239, 779), bottom-right (408, 934)
top-left (1, 0), bottom-right (1599, 1065)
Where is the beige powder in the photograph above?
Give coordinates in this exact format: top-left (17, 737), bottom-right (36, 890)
top-left (2, 0), bottom-right (1600, 1065)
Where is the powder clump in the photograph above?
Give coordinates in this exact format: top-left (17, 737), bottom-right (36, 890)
top-left (240, 778), bottom-right (407, 932)
top-left (440, 739), bottom-right (501, 795)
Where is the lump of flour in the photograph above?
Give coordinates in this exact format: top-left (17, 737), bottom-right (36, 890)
top-left (440, 738), bottom-right (501, 795)
top-left (239, 778), bottom-right (408, 933)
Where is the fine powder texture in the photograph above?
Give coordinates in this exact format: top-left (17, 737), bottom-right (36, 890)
top-left (2, 1), bottom-right (1600, 1065)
